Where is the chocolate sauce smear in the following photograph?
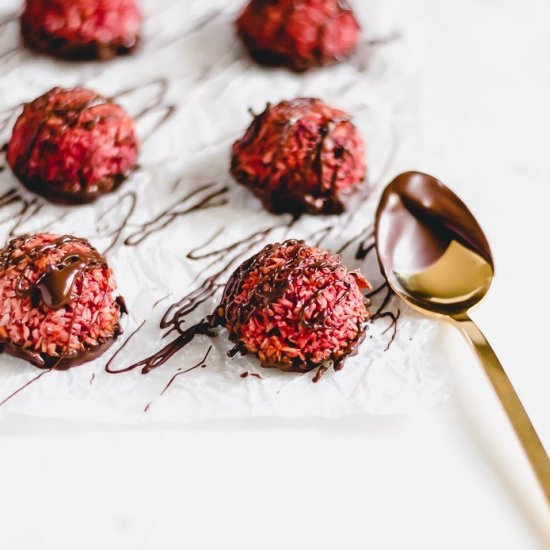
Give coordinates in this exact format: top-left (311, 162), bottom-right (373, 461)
top-left (375, 171), bottom-right (493, 276)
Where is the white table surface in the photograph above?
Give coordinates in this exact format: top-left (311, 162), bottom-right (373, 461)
top-left (1, 1), bottom-right (550, 548)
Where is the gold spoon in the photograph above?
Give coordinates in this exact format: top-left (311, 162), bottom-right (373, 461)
top-left (375, 170), bottom-right (550, 506)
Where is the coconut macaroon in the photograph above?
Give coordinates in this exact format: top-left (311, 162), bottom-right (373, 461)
top-left (236, 0), bottom-right (361, 72)
top-left (7, 87), bottom-right (139, 204)
top-left (212, 239), bottom-right (371, 373)
top-left (231, 98), bottom-right (366, 215)
top-left (21, 0), bottom-right (142, 60)
top-left (0, 233), bottom-right (126, 369)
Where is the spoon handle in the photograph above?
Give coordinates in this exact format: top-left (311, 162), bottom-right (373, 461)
top-left (453, 314), bottom-right (550, 506)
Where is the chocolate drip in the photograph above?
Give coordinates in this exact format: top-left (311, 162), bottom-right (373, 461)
top-left (312, 366), bottom-right (328, 383)
top-left (327, 219), bottom-right (401, 352)
top-left (239, 371), bottom-right (263, 379)
top-left (367, 283), bottom-right (400, 351)
top-left (0, 187), bottom-right (69, 238)
top-left (97, 191), bottom-right (137, 254)
top-left (1, 235), bottom-right (103, 310)
top-left (107, 320), bottom-right (212, 376)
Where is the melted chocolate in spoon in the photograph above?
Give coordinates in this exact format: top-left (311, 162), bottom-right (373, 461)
top-left (375, 171), bottom-right (493, 275)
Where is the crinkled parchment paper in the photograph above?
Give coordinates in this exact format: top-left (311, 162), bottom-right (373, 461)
top-left (0, 0), bottom-right (451, 422)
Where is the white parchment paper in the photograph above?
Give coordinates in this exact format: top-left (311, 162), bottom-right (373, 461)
top-left (0, 0), bottom-right (451, 422)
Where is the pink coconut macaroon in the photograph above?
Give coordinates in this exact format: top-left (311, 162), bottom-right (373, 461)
top-left (236, 0), bottom-right (361, 72)
top-left (7, 87), bottom-right (139, 204)
top-left (21, 0), bottom-right (142, 60)
top-left (212, 239), bottom-right (371, 373)
top-left (231, 98), bottom-right (366, 215)
top-left (0, 233), bottom-right (126, 369)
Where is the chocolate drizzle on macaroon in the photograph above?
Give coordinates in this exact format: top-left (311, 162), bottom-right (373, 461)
top-left (0, 234), bottom-right (125, 369)
top-left (237, 0), bottom-right (361, 72)
top-left (7, 87), bottom-right (139, 205)
top-left (211, 239), bottom-right (371, 373)
top-left (231, 98), bottom-right (367, 216)
top-left (21, 0), bottom-right (141, 61)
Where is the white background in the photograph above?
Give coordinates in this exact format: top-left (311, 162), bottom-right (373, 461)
top-left (1, 0), bottom-right (550, 548)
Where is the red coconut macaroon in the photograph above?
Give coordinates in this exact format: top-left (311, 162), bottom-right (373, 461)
top-left (211, 239), bottom-right (371, 373)
top-left (0, 233), bottom-right (126, 369)
top-left (231, 98), bottom-right (366, 215)
top-left (21, 0), bottom-right (142, 60)
top-left (7, 87), bottom-right (139, 204)
top-left (236, 0), bottom-right (360, 72)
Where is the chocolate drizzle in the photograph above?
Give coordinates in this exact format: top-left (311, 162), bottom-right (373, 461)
top-left (0, 188), bottom-right (69, 238)
top-left (123, 182), bottom-right (228, 247)
top-left (96, 191), bottom-right (137, 254)
top-left (143, 345), bottom-right (213, 413)
top-left (331, 220), bottom-right (401, 351)
top-left (0, 369), bottom-right (50, 408)
top-left (113, 78), bottom-right (176, 143)
top-left (106, 219), bottom-right (296, 376)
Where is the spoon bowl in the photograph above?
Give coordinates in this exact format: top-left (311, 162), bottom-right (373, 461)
top-left (375, 171), bottom-right (495, 317)
top-left (375, 171), bottom-right (550, 507)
